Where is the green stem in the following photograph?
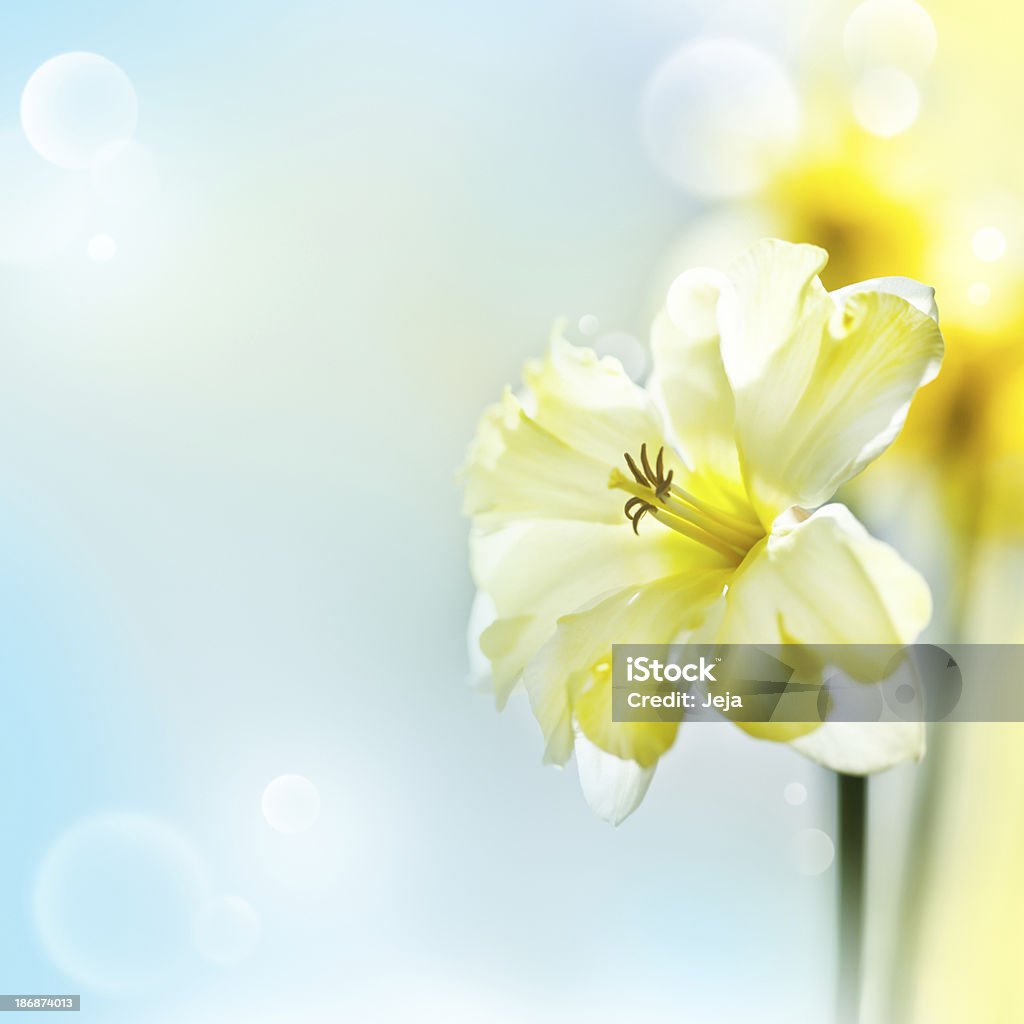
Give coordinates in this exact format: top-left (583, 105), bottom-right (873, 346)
top-left (837, 772), bottom-right (867, 1024)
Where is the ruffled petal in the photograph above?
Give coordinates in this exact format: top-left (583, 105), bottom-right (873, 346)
top-left (462, 390), bottom-right (623, 526)
top-left (719, 240), bottom-right (943, 523)
top-left (523, 336), bottom-right (666, 467)
top-left (462, 338), bottom-right (675, 527)
top-left (524, 570), bottom-right (730, 766)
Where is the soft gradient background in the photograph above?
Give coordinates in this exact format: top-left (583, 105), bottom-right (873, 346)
top-left (0, 2), bottom-right (1019, 1022)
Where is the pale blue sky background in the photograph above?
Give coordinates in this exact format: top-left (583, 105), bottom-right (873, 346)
top-left (0, 2), bottom-right (888, 1021)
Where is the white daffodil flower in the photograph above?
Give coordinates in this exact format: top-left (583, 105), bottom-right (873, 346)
top-left (462, 240), bottom-right (943, 824)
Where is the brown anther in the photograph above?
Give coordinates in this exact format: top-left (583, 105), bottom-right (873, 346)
top-left (623, 451), bottom-right (647, 487)
top-left (654, 467), bottom-right (674, 503)
top-left (623, 496), bottom-right (655, 535)
top-left (640, 442), bottom-right (655, 482)
top-left (623, 445), bottom-right (674, 503)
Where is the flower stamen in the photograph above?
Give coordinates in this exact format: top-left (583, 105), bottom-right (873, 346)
top-left (610, 445), bottom-right (764, 562)
top-left (622, 495), bottom-right (652, 535)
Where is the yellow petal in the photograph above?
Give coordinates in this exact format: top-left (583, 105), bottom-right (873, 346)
top-left (718, 504), bottom-right (932, 770)
top-left (721, 240), bottom-right (943, 523)
top-left (478, 614), bottom-right (546, 704)
top-left (470, 518), bottom-right (705, 704)
top-left (723, 503), bottom-right (932, 648)
top-left (523, 570), bottom-right (730, 766)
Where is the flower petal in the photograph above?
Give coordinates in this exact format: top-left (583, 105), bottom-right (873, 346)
top-left (718, 239), bottom-right (832, 393)
top-left (790, 720), bottom-right (925, 774)
top-left (462, 390), bottom-right (623, 525)
top-left (651, 267), bottom-right (741, 485)
top-left (524, 570), bottom-right (730, 766)
top-left (574, 730), bottom-right (656, 826)
top-left (831, 276), bottom-right (939, 324)
top-left (720, 240), bottom-right (944, 523)
top-left (719, 504), bottom-right (932, 770)
top-left (464, 332), bottom-right (736, 704)
top-left (723, 503), bottom-right (932, 648)
top-left (523, 336), bottom-right (666, 467)
top-left (462, 338), bottom-right (673, 527)
top-left (470, 518), bottom-right (711, 704)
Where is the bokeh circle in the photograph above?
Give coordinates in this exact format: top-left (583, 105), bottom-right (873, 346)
top-left (844, 0), bottom-right (937, 77)
top-left (783, 782), bottom-right (808, 807)
top-left (33, 813), bottom-right (208, 991)
top-left (851, 68), bottom-right (920, 137)
top-left (21, 52), bottom-right (138, 170)
top-left (262, 774), bottom-right (321, 835)
top-left (641, 38), bottom-right (801, 199)
top-left (791, 828), bottom-right (835, 876)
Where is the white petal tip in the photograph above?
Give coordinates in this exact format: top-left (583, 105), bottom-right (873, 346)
top-left (791, 721), bottom-right (926, 774)
top-left (574, 732), bottom-right (656, 825)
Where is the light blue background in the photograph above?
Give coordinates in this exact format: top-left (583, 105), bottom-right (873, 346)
top-left (0, 2), bottom-right (883, 1020)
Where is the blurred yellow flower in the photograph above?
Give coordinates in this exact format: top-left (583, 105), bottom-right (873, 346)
top-left (756, 128), bottom-right (1024, 542)
top-left (712, 11), bottom-right (1024, 1017)
top-left (462, 240), bottom-right (942, 823)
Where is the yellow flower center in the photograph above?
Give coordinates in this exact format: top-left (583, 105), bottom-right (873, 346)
top-left (609, 444), bottom-right (763, 564)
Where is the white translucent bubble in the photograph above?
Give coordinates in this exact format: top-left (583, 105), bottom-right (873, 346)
top-left (578, 313), bottom-right (600, 337)
top-left (844, 0), bottom-right (937, 77)
top-left (591, 332), bottom-right (649, 382)
top-left (195, 895), bottom-right (261, 966)
top-left (87, 234), bottom-right (117, 262)
top-left (784, 782), bottom-right (807, 806)
top-left (0, 131), bottom-right (91, 265)
top-left (972, 226), bottom-right (1006, 262)
top-left (262, 774), bottom-right (321, 835)
top-left (792, 828), bottom-right (835, 876)
top-left (968, 282), bottom-right (991, 306)
top-left (92, 140), bottom-right (158, 209)
top-left (851, 68), bottom-right (920, 137)
top-left (21, 52), bottom-right (138, 170)
top-left (642, 37), bottom-right (801, 198)
top-left (33, 814), bottom-right (207, 991)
